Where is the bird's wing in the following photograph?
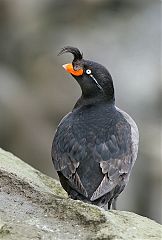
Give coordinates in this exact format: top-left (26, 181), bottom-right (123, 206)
top-left (90, 120), bottom-right (133, 201)
top-left (52, 114), bottom-right (88, 197)
top-left (52, 111), bottom-right (138, 201)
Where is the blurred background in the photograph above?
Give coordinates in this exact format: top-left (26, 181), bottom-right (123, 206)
top-left (0, 0), bottom-right (161, 223)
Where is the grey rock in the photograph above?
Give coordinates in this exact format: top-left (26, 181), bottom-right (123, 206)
top-left (0, 148), bottom-right (161, 240)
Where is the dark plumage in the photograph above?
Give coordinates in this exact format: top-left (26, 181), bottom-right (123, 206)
top-left (58, 46), bottom-right (83, 61)
top-left (52, 46), bottom-right (139, 209)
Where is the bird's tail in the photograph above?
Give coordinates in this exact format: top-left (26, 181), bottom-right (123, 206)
top-left (69, 190), bottom-right (113, 209)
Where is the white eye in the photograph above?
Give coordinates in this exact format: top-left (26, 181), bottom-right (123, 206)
top-left (86, 69), bottom-right (91, 75)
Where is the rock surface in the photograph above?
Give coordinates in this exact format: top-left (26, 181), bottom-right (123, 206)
top-left (0, 148), bottom-right (161, 240)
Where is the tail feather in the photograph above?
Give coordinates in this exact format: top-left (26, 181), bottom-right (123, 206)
top-left (69, 189), bottom-right (114, 209)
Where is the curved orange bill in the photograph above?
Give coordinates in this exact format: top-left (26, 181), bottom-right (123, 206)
top-left (63, 63), bottom-right (83, 76)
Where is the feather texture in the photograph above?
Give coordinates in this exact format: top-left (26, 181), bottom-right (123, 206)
top-left (58, 46), bottom-right (83, 62)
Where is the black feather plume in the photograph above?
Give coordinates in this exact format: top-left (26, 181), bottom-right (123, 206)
top-left (58, 46), bottom-right (83, 62)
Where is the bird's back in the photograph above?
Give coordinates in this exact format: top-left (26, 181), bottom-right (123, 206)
top-left (52, 102), bottom-right (137, 206)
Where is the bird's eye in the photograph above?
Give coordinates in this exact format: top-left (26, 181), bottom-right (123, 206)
top-left (86, 69), bottom-right (91, 75)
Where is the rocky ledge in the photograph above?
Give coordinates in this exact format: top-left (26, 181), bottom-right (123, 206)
top-left (0, 148), bottom-right (161, 240)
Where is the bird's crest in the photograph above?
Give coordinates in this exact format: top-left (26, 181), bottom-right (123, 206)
top-left (58, 46), bottom-right (83, 62)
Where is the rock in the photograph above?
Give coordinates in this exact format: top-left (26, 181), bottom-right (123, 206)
top-left (0, 148), bottom-right (161, 240)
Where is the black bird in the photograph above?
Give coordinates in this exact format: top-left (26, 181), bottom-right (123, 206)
top-left (52, 46), bottom-right (139, 209)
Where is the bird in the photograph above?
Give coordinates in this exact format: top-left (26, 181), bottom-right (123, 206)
top-left (51, 46), bottom-right (139, 210)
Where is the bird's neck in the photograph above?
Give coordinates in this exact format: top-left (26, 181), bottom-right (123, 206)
top-left (73, 94), bottom-right (115, 109)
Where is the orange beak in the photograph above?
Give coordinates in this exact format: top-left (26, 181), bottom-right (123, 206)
top-left (63, 63), bottom-right (83, 76)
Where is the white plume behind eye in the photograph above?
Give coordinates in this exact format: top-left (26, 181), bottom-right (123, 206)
top-left (86, 68), bottom-right (104, 91)
top-left (86, 69), bottom-right (91, 75)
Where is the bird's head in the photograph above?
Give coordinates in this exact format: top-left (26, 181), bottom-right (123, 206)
top-left (58, 46), bottom-right (114, 102)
